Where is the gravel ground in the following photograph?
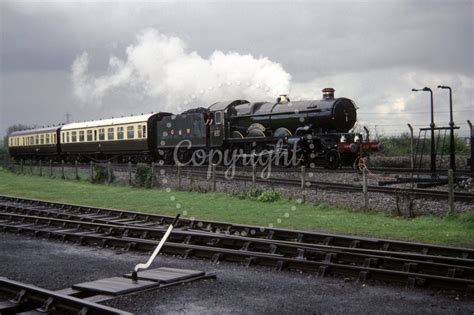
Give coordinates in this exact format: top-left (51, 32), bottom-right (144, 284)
top-left (154, 167), bottom-right (473, 217)
top-left (1, 233), bottom-right (473, 314)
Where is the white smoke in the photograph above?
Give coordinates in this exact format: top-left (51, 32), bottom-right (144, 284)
top-left (71, 28), bottom-right (291, 111)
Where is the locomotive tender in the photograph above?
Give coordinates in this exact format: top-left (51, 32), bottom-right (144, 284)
top-left (8, 88), bottom-right (381, 169)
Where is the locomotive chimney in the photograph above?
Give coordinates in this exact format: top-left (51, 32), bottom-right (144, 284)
top-left (277, 94), bottom-right (290, 104)
top-left (322, 88), bottom-right (335, 99)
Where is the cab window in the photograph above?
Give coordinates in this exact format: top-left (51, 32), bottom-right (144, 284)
top-left (215, 112), bottom-right (224, 125)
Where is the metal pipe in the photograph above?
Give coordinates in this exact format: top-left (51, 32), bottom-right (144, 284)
top-left (407, 124), bottom-right (414, 170)
top-left (468, 120), bottom-right (473, 176)
top-left (438, 85), bottom-right (456, 171)
top-left (132, 214), bottom-right (180, 281)
top-left (412, 87), bottom-right (436, 174)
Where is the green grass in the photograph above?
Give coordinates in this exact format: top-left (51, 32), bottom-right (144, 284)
top-left (0, 168), bottom-right (472, 247)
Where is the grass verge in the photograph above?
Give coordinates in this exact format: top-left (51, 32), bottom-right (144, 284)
top-left (0, 168), bottom-right (472, 247)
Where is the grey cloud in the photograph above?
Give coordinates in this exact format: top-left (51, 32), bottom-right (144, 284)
top-left (1, 0), bottom-right (472, 137)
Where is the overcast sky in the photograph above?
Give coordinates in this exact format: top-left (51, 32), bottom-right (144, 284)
top-left (1, 0), bottom-right (473, 137)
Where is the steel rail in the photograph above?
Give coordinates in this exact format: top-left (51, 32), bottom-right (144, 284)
top-left (1, 214), bottom-right (473, 293)
top-left (0, 195), bottom-right (473, 260)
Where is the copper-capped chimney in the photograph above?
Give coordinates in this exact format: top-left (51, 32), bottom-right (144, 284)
top-left (276, 94), bottom-right (290, 104)
top-left (322, 88), bottom-right (335, 99)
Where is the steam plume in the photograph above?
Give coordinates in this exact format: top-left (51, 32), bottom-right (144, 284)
top-left (71, 28), bottom-right (291, 111)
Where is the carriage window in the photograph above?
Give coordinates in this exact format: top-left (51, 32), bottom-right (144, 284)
top-left (138, 125), bottom-right (143, 138)
top-left (46, 134), bottom-right (50, 144)
top-left (99, 128), bottom-right (105, 141)
top-left (79, 130), bottom-right (85, 142)
top-left (87, 130), bottom-right (93, 141)
top-left (71, 131), bottom-right (77, 143)
top-left (35, 135), bottom-right (39, 144)
top-left (143, 125), bottom-right (147, 138)
top-left (61, 133), bottom-right (64, 143)
top-left (40, 134), bottom-right (44, 144)
top-left (66, 132), bottom-right (70, 143)
top-left (53, 134), bottom-right (56, 144)
top-left (107, 128), bottom-right (114, 140)
top-left (127, 126), bottom-right (134, 139)
top-left (215, 112), bottom-right (223, 125)
top-left (94, 130), bottom-right (97, 141)
top-left (117, 127), bottom-right (124, 140)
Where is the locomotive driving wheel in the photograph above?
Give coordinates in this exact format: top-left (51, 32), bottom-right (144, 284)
top-left (325, 149), bottom-right (341, 169)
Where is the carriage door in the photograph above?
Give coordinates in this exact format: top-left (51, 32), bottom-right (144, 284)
top-left (210, 111), bottom-right (225, 147)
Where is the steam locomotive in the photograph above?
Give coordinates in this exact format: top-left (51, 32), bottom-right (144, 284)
top-left (7, 88), bottom-right (381, 169)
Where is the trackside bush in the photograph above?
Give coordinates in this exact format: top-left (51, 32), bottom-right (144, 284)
top-left (257, 189), bottom-right (282, 202)
top-left (231, 188), bottom-right (282, 202)
top-left (135, 163), bottom-right (153, 188)
top-left (93, 164), bottom-right (114, 183)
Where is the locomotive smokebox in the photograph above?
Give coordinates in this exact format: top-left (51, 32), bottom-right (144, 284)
top-left (322, 88), bottom-right (335, 99)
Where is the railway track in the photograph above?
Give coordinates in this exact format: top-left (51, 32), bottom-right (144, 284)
top-left (162, 168), bottom-right (474, 203)
top-left (1, 195), bottom-right (473, 293)
top-left (0, 277), bottom-right (130, 314)
top-left (6, 161), bottom-right (473, 202)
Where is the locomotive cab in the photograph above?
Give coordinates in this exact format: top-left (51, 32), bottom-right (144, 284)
top-left (209, 111), bottom-right (225, 147)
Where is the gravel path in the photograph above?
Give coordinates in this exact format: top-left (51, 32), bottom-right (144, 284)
top-left (1, 234), bottom-right (473, 314)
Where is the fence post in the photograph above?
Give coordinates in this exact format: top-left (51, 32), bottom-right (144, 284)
top-left (128, 161), bottom-right (132, 186)
top-left (75, 160), bottom-right (79, 180)
top-left (177, 163), bottom-right (182, 190)
top-left (252, 164), bottom-right (256, 188)
top-left (49, 160), bottom-right (53, 177)
top-left (61, 160), bottom-right (65, 179)
top-left (39, 160), bottom-right (42, 176)
top-left (363, 167), bottom-right (368, 210)
top-left (151, 162), bottom-right (155, 187)
top-left (189, 169), bottom-right (194, 187)
top-left (90, 161), bottom-right (94, 182)
top-left (301, 165), bottom-right (306, 190)
top-left (448, 169), bottom-right (454, 215)
top-left (212, 164), bottom-right (216, 191)
top-left (107, 161), bottom-right (112, 183)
